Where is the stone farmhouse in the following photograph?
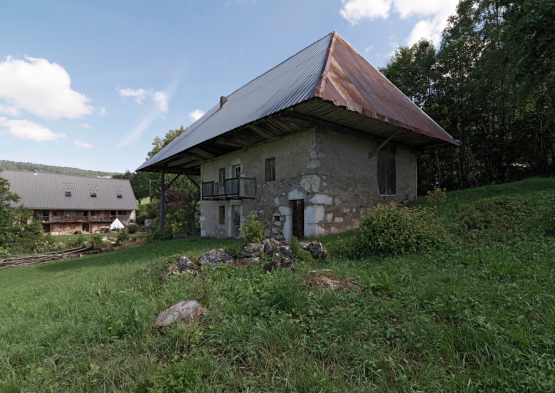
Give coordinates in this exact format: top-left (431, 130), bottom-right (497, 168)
top-left (137, 32), bottom-right (460, 240)
top-left (0, 171), bottom-right (139, 235)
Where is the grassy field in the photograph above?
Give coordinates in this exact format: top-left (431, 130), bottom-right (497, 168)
top-left (1, 179), bottom-right (554, 392)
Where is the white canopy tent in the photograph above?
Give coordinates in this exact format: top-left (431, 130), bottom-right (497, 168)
top-left (109, 218), bottom-right (125, 231)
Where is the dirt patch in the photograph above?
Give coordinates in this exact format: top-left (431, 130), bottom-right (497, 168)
top-left (306, 270), bottom-right (363, 291)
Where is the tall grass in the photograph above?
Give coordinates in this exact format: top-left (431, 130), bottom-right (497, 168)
top-left (0, 178), bottom-right (555, 391)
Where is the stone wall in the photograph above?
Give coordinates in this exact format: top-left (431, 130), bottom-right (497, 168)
top-left (199, 126), bottom-right (417, 240)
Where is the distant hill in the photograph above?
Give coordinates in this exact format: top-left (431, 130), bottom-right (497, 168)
top-left (0, 160), bottom-right (121, 178)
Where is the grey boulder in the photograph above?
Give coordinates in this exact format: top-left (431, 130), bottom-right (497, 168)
top-left (166, 256), bottom-right (198, 276)
top-left (264, 255), bottom-right (295, 272)
top-left (198, 249), bottom-right (235, 270)
top-left (154, 300), bottom-right (205, 327)
top-left (240, 243), bottom-right (264, 258)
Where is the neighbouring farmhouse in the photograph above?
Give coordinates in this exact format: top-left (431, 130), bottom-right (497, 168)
top-left (137, 32), bottom-right (460, 240)
top-left (0, 171), bottom-right (139, 235)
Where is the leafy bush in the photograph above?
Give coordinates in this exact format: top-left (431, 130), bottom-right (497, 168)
top-left (426, 187), bottom-right (447, 207)
top-left (90, 235), bottom-right (104, 249)
top-left (127, 223), bottom-right (139, 234)
top-left (354, 204), bottom-right (450, 256)
top-left (289, 237), bottom-right (313, 262)
top-left (70, 234), bottom-right (87, 248)
top-left (151, 229), bottom-right (173, 241)
top-left (115, 231), bottom-right (131, 246)
top-left (239, 211), bottom-right (265, 243)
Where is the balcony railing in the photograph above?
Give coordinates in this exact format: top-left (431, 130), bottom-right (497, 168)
top-left (36, 214), bottom-right (127, 223)
top-left (202, 177), bottom-right (256, 200)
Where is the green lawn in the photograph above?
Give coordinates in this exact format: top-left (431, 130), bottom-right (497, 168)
top-left (1, 179), bottom-right (555, 392)
top-left (48, 232), bottom-right (144, 242)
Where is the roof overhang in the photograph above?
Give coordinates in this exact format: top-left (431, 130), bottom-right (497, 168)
top-left (137, 97), bottom-right (459, 175)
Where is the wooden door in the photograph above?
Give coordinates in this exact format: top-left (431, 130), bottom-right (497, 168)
top-left (231, 206), bottom-right (241, 238)
top-left (290, 199), bottom-right (304, 239)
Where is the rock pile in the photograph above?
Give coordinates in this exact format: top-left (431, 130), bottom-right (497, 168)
top-left (166, 256), bottom-right (198, 276)
top-left (198, 249), bottom-right (235, 270)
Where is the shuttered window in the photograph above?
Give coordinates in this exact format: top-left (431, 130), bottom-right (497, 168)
top-left (219, 206), bottom-right (225, 225)
top-left (265, 158), bottom-right (275, 182)
top-left (219, 168), bottom-right (226, 185)
top-left (378, 146), bottom-right (396, 195)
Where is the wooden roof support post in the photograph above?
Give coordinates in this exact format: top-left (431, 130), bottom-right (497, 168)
top-left (159, 171), bottom-right (165, 232)
top-left (368, 130), bottom-right (401, 160)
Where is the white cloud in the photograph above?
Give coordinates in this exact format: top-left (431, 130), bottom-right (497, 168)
top-left (188, 109), bottom-right (205, 123)
top-left (98, 107), bottom-right (107, 116)
top-left (339, 0), bottom-right (459, 45)
top-left (118, 88), bottom-right (148, 104)
top-left (365, 45), bottom-right (374, 54)
top-left (81, 123), bottom-right (92, 129)
top-left (0, 104), bottom-right (19, 116)
top-left (0, 118), bottom-right (66, 141)
top-left (118, 87), bottom-right (169, 112)
top-left (74, 140), bottom-right (93, 149)
top-left (0, 56), bottom-right (94, 120)
top-left (152, 91), bottom-right (169, 113)
top-left (119, 79), bottom-right (180, 146)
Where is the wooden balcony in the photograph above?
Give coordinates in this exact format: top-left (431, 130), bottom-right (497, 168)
top-left (36, 215), bottom-right (125, 223)
top-left (201, 177), bottom-right (256, 200)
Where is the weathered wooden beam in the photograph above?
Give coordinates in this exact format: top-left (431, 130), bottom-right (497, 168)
top-left (166, 173), bottom-right (182, 189)
top-left (367, 130), bottom-right (401, 159)
top-left (159, 171), bottom-right (165, 232)
top-left (186, 174), bottom-right (200, 189)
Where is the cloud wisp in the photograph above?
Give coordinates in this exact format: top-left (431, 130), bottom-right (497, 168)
top-left (74, 140), bottom-right (93, 149)
top-left (339, 0), bottom-right (459, 45)
top-left (0, 118), bottom-right (66, 141)
top-left (118, 87), bottom-right (169, 113)
top-left (119, 79), bottom-right (180, 147)
top-left (0, 56), bottom-right (94, 119)
top-left (188, 109), bottom-right (205, 123)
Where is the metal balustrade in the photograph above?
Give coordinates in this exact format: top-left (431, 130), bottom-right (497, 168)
top-left (201, 177), bottom-right (256, 200)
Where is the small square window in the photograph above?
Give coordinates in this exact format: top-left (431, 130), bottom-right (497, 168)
top-left (91, 211), bottom-right (96, 216)
top-left (42, 210), bottom-right (49, 217)
top-left (219, 206), bottom-right (225, 225)
top-left (111, 211), bottom-right (116, 216)
top-left (90, 192), bottom-right (97, 198)
top-left (65, 191), bottom-right (72, 197)
top-left (273, 215), bottom-right (281, 222)
top-left (83, 211), bottom-right (88, 216)
top-left (116, 194), bottom-right (123, 198)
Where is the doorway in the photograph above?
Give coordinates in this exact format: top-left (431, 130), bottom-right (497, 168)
top-left (82, 223), bottom-right (90, 233)
top-left (290, 199), bottom-right (304, 239)
top-left (231, 206), bottom-right (241, 238)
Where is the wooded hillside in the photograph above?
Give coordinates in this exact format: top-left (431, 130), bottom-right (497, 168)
top-left (380, 0), bottom-right (555, 194)
top-left (0, 160), bottom-right (120, 177)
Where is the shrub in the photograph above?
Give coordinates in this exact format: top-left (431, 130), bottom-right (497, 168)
top-left (355, 204), bottom-right (450, 256)
top-left (70, 234), bottom-right (87, 248)
top-left (115, 231), bottom-right (131, 246)
top-left (239, 211), bottom-right (265, 243)
top-left (151, 229), bottom-right (173, 241)
top-left (90, 235), bottom-right (104, 249)
top-left (127, 223), bottom-right (139, 234)
top-left (289, 237), bottom-right (313, 262)
top-left (426, 187), bottom-right (447, 207)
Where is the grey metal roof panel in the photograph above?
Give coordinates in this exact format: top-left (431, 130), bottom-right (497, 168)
top-left (137, 32), bottom-right (333, 171)
top-left (0, 171), bottom-right (140, 211)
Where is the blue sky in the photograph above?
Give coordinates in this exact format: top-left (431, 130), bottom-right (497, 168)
top-left (0, 0), bottom-right (458, 173)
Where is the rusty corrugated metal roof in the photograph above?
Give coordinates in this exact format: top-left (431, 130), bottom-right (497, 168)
top-left (138, 31), bottom-right (459, 173)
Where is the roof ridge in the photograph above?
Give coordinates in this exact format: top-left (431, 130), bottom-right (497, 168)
top-left (313, 31), bottom-right (337, 98)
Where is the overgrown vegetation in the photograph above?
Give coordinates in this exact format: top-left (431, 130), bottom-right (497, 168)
top-left (0, 160), bottom-right (119, 177)
top-left (239, 211), bottom-right (265, 243)
top-left (381, 0), bottom-right (555, 193)
top-left (0, 178), bottom-right (554, 391)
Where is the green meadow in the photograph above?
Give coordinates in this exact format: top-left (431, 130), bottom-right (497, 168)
top-left (1, 178), bottom-right (554, 392)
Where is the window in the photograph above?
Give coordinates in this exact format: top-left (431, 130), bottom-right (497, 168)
top-left (219, 206), bottom-right (225, 225)
top-left (111, 211), bottom-right (116, 216)
top-left (90, 192), bottom-right (97, 198)
top-left (265, 158), bottom-right (275, 181)
top-left (273, 215), bottom-right (281, 222)
top-left (41, 210), bottom-right (49, 217)
top-left (83, 211), bottom-right (88, 217)
top-left (219, 168), bottom-right (226, 185)
top-left (52, 211), bottom-right (59, 216)
top-left (65, 191), bottom-right (72, 197)
top-left (116, 194), bottom-right (123, 199)
top-left (90, 211), bottom-right (96, 216)
top-left (233, 165), bottom-right (241, 178)
top-left (378, 146), bottom-right (396, 195)
top-left (118, 211), bottom-right (124, 215)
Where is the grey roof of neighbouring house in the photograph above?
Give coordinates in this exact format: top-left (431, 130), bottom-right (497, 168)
top-left (137, 31), bottom-right (459, 174)
top-left (0, 170), bottom-right (139, 211)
